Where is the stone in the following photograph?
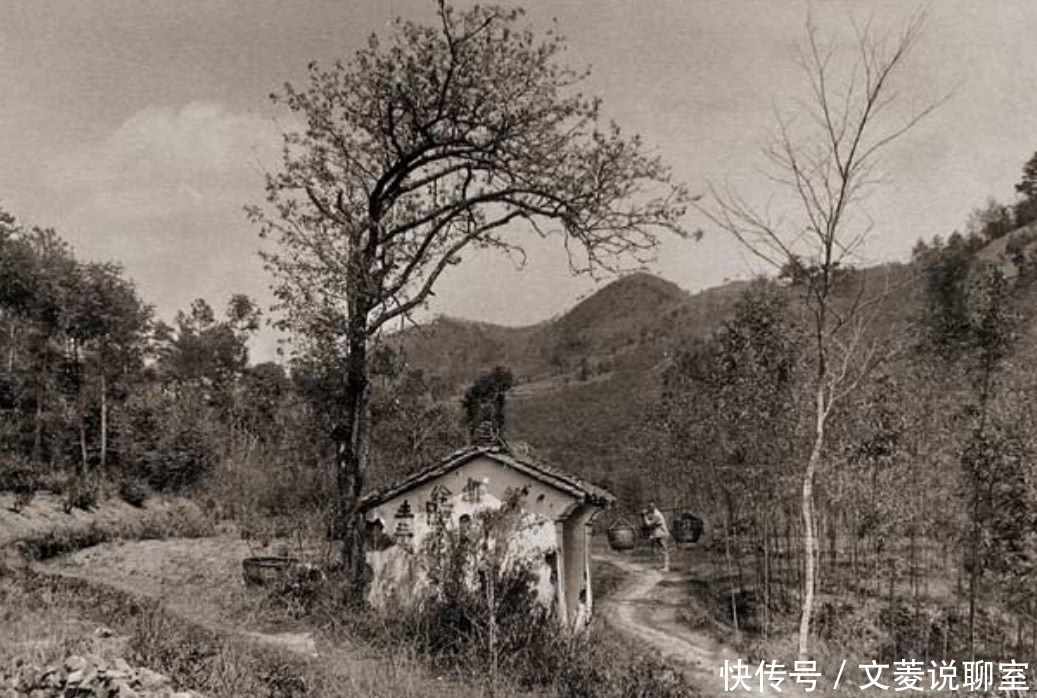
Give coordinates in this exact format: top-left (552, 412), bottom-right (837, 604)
top-left (78, 665), bottom-right (99, 688)
top-left (114, 681), bottom-right (140, 698)
top-left (65, 655), bottom-right (88, 672)
top-left (134, 667), bottom-right (170, 690)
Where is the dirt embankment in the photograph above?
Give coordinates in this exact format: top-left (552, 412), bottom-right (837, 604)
top-left (0, 492), bottom-right (212, 562)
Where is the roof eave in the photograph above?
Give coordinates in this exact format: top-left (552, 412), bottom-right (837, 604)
top-left (358, 446), bottom-right (616, 513)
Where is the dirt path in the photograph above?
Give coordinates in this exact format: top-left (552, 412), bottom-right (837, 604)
top-left (595, 552), bottom-right (805, 697)
top-left (33, 536), bottom-right (488, 697)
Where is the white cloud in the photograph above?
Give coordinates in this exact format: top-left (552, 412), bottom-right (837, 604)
top-left (43, 101), bottom-right (284, 219)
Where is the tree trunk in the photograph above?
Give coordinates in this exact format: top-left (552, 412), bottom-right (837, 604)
top-left (6, 323), bottom-right (13, 376)
top-left (78, 419), bottom-right (88, 474)
top-left (968, 539), bottom-right (977, 660)
top-left (32, 379), bottom-right (43, 462)
top-left (333, 313), bottom-right (370, 592)
top-left (798, 382), bottom-right (825, 661)
top-left (99, 372), bottom-right (108, 469)
top-left (763, 514), bottom-right (771, 639)
top-left (724, 518), bottom-right (740, 635)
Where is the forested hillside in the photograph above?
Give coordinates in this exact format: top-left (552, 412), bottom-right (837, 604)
top-left (7, 147), bottom-right (1037, 669)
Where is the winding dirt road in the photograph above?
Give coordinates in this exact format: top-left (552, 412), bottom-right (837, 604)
top-left (595, 552), bottom-right (806, 696)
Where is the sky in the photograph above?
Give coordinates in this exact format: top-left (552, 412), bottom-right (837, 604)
top-left (1, 1), bottom-right (1035, 361)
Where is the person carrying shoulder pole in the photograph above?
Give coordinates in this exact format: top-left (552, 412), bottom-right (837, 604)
top-left (643, 501), bottom-right (670, 572)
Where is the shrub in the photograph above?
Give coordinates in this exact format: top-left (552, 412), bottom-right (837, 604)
top-left (119, 386), bottom-right (220, 492)
top-left (36, 469), bottom-right (70, 494)
top-left (355, 489), bottom-right (700, 698)
top-left (0, 456), bottom-right (37, 495)
top-left (12, 489), bottom-right (34, 513)
top-left (119, 479), bottom-right (150, 507)
top-left (62, 478), bottom-right (99, 513)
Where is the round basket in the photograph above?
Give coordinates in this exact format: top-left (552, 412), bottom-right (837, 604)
top-left (607, 521), bottom-right (636, 551)
top-left (242, 556), bottom-right (298, 587)
top-left (673, 513), bottom-right (704, 544)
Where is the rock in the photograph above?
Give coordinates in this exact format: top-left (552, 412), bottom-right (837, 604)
top-left (65, 655), bottom-right (88, 672)
top-left (115, 680), bottom-right (140, 697)
top-left (81, 665), bottom-right (100, 683)
top-left (4, 653), bottom-right (204, 698)
top-left (134, 667), bottom-right (170, 690)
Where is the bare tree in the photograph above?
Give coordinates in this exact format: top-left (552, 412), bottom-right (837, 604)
top-left (697, 11), bottom-right (940, 658)
top-left (249, 1), bottom-right (689, 586)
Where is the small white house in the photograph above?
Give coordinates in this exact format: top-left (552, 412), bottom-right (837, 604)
top-left (358, 441), bottom-right (615, 628)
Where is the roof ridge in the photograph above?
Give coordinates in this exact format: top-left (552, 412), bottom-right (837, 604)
top-left (358, 445), bottom-right (614, 512)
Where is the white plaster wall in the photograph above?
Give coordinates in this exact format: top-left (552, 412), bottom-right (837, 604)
top-left (363, 456), bottom-right (577, 611)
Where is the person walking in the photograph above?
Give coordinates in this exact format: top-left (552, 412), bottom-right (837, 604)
top-left (643, 501), bottom-right (671, 572)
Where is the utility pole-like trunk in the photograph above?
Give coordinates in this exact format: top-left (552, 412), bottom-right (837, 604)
top-left (32, 384), bottom-right (43, 462)
top-left (99, 372), bottom-right (108, 469)
top-left (798, 381), bottom-right (825, 660)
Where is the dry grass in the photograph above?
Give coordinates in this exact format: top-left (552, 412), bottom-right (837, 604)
top-left (0, 572), bottom-right (132, 669)
top-left (3, 566), bottom-right (498, 698)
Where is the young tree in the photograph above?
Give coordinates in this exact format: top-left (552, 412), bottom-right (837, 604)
top-left (658, 283), bottom-right (802, 634)
top-left (697, 12), bottom-right (940, 658)
top-left (461, 366), bottom-right (514, 438)
top-left (250, 1), bottom-right (689, 583)
top-left (155, 295), bottom-right (260, 408)
top-left (68, 262), bottom-right (151, 469)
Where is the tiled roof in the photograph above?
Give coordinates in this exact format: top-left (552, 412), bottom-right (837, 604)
top-left (358, 445), bottom-right (616, 512)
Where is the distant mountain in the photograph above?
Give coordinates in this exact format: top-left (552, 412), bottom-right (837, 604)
top-left (388, 271), bottom-right (753, 483)
top-left (390, 272), bottom-right (749, 388)
top-left (387, 224), bottom-right (1037, 494)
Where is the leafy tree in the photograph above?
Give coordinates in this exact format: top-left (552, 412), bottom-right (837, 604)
top-left (966, 198), bottom-right (1014, 242)
top-left (155, 295), bottom-right (260, 409)
top-left (237, 361), bottom-right (290, 436)
top-left (249, 0), bottom-right (690, 582)
top-left (67, 262), bottom-right (151, 469)
top-left (913, 231), bottom-right (985, 361)
top-left (658, 282), bottom-right (802, 633)
top-left (118, 384), bottom-right (220, 492)
top-left (1014, 150), bottom-right (1037, 226)
top-left (367, 346), bottom-right (464, 488)
top-left (0, 226), bottom-right (81, 464)
top-left (461, 366), bottom-right (514, 438)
